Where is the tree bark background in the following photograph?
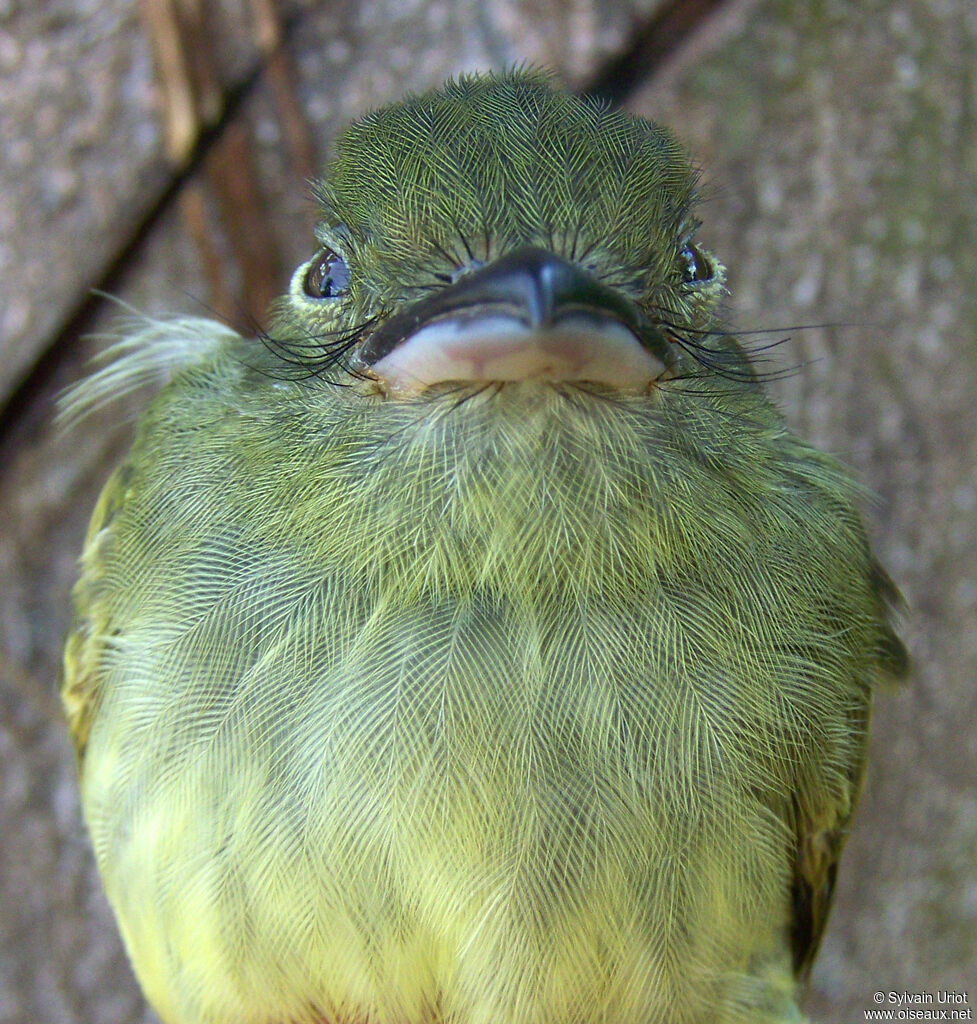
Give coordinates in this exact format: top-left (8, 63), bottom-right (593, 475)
top-left (1, 1), bottom-right (973, 1021)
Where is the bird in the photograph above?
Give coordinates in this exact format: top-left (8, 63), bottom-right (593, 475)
top-left (61, 69), bottom-right (906, 1024)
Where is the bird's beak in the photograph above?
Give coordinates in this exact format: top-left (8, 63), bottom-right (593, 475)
top-left (356, 246), bottom-right (670, 395)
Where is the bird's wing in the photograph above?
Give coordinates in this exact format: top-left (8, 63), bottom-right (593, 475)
top-left (789, 561), bottom-right (908, 978)
top-left (61, 462), bottom-right (133, 762)
top-left (788, 696), bottom-right (868, 978)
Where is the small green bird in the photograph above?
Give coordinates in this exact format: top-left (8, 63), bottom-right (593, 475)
top-left (62, 70), bottom-right (905, 1024)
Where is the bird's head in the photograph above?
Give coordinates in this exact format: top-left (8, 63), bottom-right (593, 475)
top-left (268, 69), bottom-right (733, 397)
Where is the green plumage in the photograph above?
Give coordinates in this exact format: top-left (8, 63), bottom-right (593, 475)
top-left (62, 71), bottom-right (905, 1024)
top-left (311, 71), bottom-right (694, 310)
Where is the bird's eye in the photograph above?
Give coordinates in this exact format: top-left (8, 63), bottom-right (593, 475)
top-left (304, 248), bottom-right (350, 299)
top-left (680, 243), bottom-right (712, 285)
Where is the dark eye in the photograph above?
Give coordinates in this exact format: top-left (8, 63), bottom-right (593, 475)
top-left (304, 248), bottom-right (350, 299)
top-left (680, 243), bottom-right (712, 285)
